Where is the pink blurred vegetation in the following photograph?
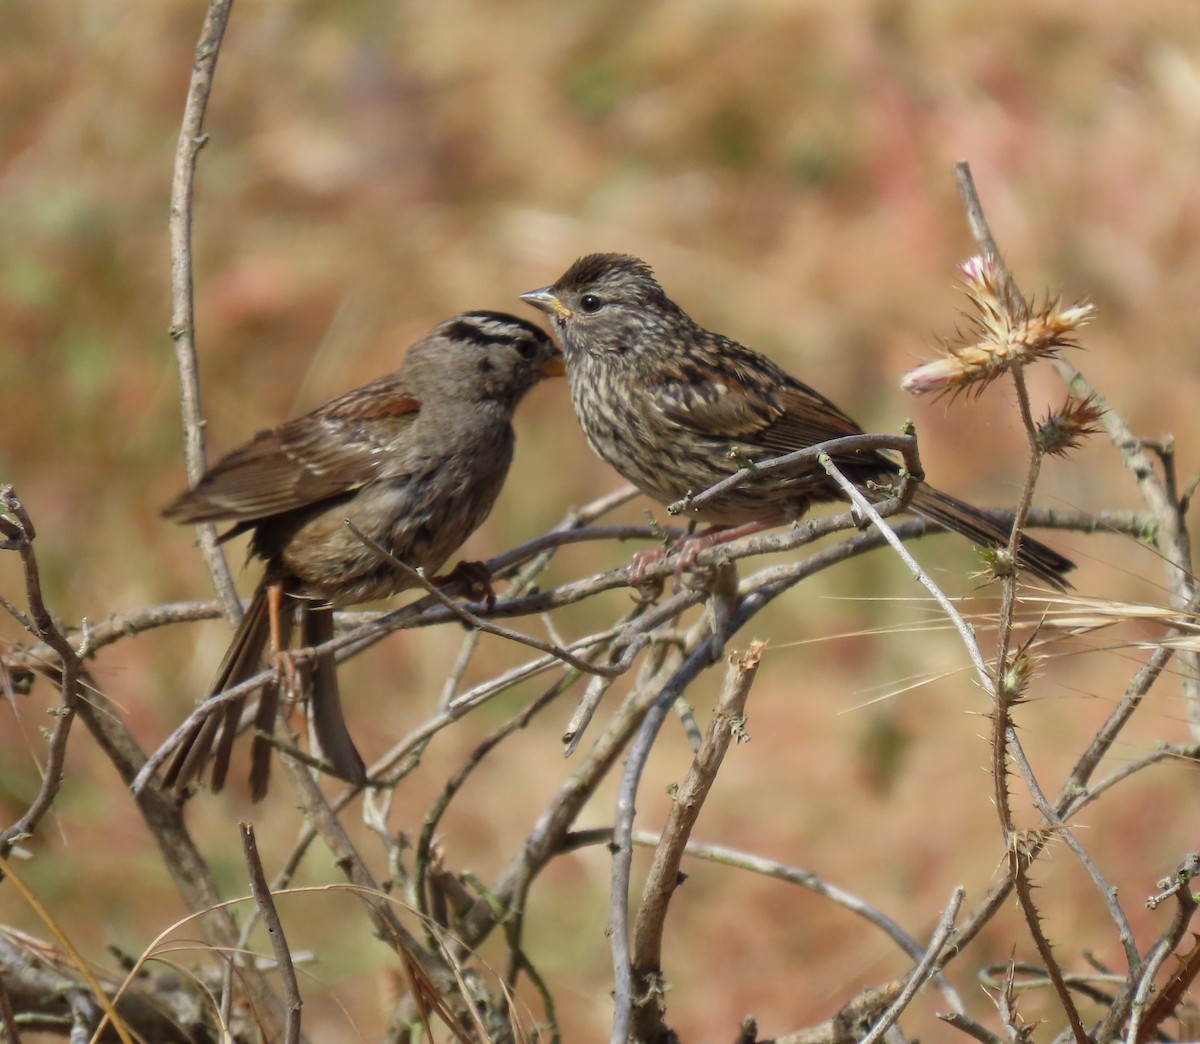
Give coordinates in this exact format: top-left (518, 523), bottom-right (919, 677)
top-left (3, 1), bottom-right (1200, 1040)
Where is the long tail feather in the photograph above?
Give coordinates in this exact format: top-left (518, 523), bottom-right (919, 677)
top-left (246, 590), bottom-right (296, 802)
top-left (301, 605), bottom-right (367, 788)
top-left (164, 581), bottom-right (274, 794)
top-left (908, 486), bottom-right (1074, 591)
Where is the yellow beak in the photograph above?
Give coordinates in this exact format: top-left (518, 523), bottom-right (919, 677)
top-left (520, 287), bottom-right (573, 320)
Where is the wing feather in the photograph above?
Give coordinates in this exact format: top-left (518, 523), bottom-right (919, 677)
top-left (164, 372), bottom-right (420, 524)
top-left (651, 335), bottom-right (891, 471)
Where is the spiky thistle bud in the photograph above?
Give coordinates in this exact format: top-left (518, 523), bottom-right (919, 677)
top-left (1036, 393), bottom-right (1104, 458)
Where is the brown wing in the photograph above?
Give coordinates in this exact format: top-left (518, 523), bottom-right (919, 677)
top-left (164, 372), bottom-right (420, 524)
top-left (652, 334), bottom-right (889, 468)
top-left (749, 382), bottom-right (866, 452)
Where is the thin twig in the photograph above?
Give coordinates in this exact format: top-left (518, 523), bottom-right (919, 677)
top-left (1127, 855), bottom-right (1200, 1043)
top-left (0, 489), bottom-right (83, 853)
top-left (0, 505), bottom-right (1123, 684)
top-left (240, 824), bottom-right (302, 1044)
top-left (816, 460), bottom-right (993, 693)
top-left (69, 663), bottom-right (294, 1039)
top-left (628, 832), bottom-right (966, 1014)
top-left (937, 1011), bottom-right (1005, 1044)
top-left (1009, 726), bottom-right (1139, 976)
top-left (608, 612), bottom-right (729, 1044)
top-left (629, 642), bottom-right (763, 1042)
top-left (166, 0), bottom-right (240, 621)
top-left (1133, 856), bottom-right (1200, 1042)
top-left (412, 674), bottom-right (575, 934)
top-left (439, 628), bottom-right (481, 709)
top-left (668, 432), bottom-right (924, 516)
top-left (269, 746), bottom-right (485, 1038)
top-left (860, 886), bottom-right (965, 1044)
top-left (345, 518), bottom-right (652, 678)
top-left (455, 651), bottom-right (689, 954)
top-left (564, 604), bottom-right (658, 755)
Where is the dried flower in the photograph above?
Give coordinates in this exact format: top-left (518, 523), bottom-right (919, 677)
top-left (1037, 393), bottom-right (1105, 458)
top-left (901, 256), bottom-right (1093, 399)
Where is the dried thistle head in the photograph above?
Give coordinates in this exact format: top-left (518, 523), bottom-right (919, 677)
top-left (901, 255), bottom-right (1093, 400)
top-left (1037, 393), bottom-right (1105, 458)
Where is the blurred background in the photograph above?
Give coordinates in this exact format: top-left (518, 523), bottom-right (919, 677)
top-left (3, 0), bottom-right (1200, 1037)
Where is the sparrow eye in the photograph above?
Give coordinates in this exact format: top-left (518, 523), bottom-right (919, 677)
top-left (514, 338), bottom-right (535, 359)
top-left (579, 294), bottom-right (603, 314)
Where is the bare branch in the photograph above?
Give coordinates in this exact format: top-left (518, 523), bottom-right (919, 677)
top-left (167, 0), bottom-right (241, 621)
top-left (860, 887), bottom-right (965, 1044)
top-left (0, 488), bottom-right (83, 852)
top-left (241, 824), bottom-right (302, 1044)
top-left (630, 642), bottom-right (763, 1041)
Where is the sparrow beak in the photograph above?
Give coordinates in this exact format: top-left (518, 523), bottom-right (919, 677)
top-left (540, 351), bottom-right (566, 378)
top-left (520, 286), bottom-right (572, 320)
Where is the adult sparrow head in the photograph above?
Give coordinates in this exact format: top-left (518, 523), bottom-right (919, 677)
top-left (163, 311), bottom-right (562, 799)
top-left (521, 253), bottom-right (1072, 588)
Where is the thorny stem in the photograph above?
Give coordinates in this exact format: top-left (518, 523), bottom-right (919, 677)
top-left (957, 161), bottom-right (1087, 1042)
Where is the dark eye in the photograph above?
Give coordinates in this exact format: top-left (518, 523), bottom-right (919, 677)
top-left (579, 294), bottom-right (603, 314)
top-left (514, 337), bottom-right (536, 359)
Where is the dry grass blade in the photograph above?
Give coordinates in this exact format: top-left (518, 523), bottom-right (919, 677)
top-left (0, 852), bottom-right (135, 1044)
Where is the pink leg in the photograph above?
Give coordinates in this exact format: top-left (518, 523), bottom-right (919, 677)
top-left (672, 515), bottom-right (783, 578)
top-left (628, 546), bottom-right (668, 593)
top-left (629, 514), bottom-right (785, 592)
top-left (266, 583), bottom-right (299, 705)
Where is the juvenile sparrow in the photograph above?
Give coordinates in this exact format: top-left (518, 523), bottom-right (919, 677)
top-left (163, 311), bottom-right (562, 800)
top-left (521, 253), bottom-right (1072, 588)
